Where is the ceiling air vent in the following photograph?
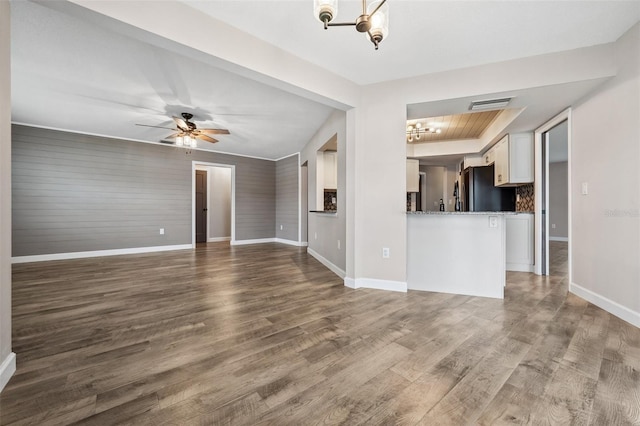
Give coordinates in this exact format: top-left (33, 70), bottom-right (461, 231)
top-left (469, 97), bottom-right (512, 111)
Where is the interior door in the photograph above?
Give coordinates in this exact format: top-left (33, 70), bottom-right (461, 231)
top-left (195, 170), bottom-right (207, 243)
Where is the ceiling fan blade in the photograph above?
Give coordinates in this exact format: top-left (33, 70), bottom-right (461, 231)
top-left (166, 133), bottom-right (180, 139)
top-left (136, 124), bottom-right (176, 130)
top-left (195, 134), bottom-right (218, 143)
top-left (173, 116), bottom-right (188, 131)
top-left (198, 128), bottom-right (230, 135)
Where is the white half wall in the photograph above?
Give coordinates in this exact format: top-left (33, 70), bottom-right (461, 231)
top-left (300, 110), bottom-right (346, 274)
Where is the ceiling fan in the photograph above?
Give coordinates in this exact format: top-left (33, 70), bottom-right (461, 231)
top-left (136, 112), bottom-right (230, 147)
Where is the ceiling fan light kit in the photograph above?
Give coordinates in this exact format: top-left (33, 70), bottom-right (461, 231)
top-left (136, 112), bottom-right (230, 148)
top-left (314, 0), bottom-right (389, 50)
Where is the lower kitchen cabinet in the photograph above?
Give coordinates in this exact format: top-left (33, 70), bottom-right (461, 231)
top-left (506, 213), bottom-right (534, 272)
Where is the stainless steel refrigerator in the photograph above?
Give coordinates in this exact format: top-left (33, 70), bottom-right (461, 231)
top-left (463, 164), bottom-right (516, 212)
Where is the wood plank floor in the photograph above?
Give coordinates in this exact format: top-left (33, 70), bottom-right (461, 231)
top-left (1, 241), bottom-right (639, 425)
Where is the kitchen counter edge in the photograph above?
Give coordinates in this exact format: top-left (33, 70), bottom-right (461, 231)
top-left (406, 211), bottom-right (533, 216)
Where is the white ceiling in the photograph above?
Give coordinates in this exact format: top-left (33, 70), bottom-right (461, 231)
top-left (10, 1), bottom-right (640, 161)
top-left (184, 0), bottom-right (640, 85)
top-left (10, 0), bottom-right (335, 160)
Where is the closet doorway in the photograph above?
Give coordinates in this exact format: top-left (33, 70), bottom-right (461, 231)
top-left (192, 162), bottom-right (235, 247)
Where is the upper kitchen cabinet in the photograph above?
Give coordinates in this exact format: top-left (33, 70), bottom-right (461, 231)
top-left (323, 151), bottom-right (338, 190)
top-left (494, 133), bottom-right (534, 186)
top-left (407, 159), bottom-right (420, 192)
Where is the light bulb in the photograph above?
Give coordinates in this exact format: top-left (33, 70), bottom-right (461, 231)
top-left (191, 138), bottom-right (197, 148)
top-left (176, 136), bottom-right (184, 146)
top-left (184, 135), bottom-right (191, 147)
top-left (436, 128), bottom-right (442, 134)
top-left (314, 0), bottom-right (337, 25)
top-left (368, 1), bottom-right (389, 45)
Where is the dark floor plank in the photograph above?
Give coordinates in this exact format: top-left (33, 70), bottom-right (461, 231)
top-left (1, 240), bottom-right (639, 425)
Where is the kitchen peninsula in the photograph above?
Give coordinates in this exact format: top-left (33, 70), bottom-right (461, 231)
top-left (407, 211), bottom-right (517, 299)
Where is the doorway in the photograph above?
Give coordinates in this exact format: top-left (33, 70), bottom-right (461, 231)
top-left (534, 109), bottom-right (571, 281)
top-left (192, 162), bottom-right (235, 247)
top-left (195, 170), bottom-right (207, 243)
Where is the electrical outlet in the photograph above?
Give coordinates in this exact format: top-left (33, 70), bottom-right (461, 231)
top-left (489, 216), bottom-right (498, 228)
top-left (382, 247), bottom-right (390, 258)
top-left (159, 228), bottom-right (165, 235)
top-left (280, 225), bottom-right (283, 230)
top-left (551, 223), bottom-right (556, 229)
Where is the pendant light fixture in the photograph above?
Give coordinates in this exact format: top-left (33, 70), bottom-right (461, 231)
top-left (314, 0), bottom-right (389, 50)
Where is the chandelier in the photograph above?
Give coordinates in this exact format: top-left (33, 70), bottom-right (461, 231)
top-left (314, 0), bottom-right (389, 50)
top-left (406, 123), bottom-right (441, 142)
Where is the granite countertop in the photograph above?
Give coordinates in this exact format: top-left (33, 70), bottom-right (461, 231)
top-left (406, 211), bottom-right (524, 215)
top-left (309, 210), bottom-right (337, 214)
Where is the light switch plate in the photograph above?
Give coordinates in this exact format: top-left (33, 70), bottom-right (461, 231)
top-left (489, 216), bottom-right (498, 228)
top-left (581, 182), bottom-right (588, 195)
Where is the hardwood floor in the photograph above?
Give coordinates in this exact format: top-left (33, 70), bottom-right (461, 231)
top-left (1, 242), bottom-right (639, 425)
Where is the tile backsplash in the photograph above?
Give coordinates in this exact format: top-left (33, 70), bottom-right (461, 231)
top-left (516, 183), bottom-right (535, 212)
top-left (324, 190), bottom-right (337, 211)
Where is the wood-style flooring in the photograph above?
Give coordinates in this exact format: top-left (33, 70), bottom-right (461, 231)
top-left (2, 241), bottom-right (639, 425)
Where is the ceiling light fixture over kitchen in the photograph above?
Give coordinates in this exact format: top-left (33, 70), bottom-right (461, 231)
top-left (314, 0), bottom-right (389, 50)
top-left (406, 122), bottom-right (441, 142)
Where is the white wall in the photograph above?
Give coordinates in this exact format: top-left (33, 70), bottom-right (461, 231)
top-left (0, 0), bottom-right (15, 392)
top-left (571, 23), bottom-right (640, 327)
top-left (300, 110), bottom-right (346, 275)
top-left (209, 167), bottom-right (231, 240)
top-left (549, 161), bottom-right (568, 239)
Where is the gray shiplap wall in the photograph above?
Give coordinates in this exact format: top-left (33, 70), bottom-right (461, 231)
top-left (12, 125), bottom-right (275, 256)
top-left (276, 154), bottom-right (299, 242)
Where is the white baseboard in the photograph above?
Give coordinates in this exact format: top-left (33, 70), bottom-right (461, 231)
top-left (207, 236), bottom-right (231, 243)
top-left (343, 277), bottom-right (407, 293)
top-left (549, 236), bottom-right (569, 242)
top-left (570, 282), bottom-right (640, 328)
top-left (0, 352), bottom-right (16, 392)
top-left (275, 238), bottom-right (307, 247)
top-left (506, 263), bottom-right (535, 273)
top-left (230, 238), bottom-right (276, 246)
top-left (231, 238), bottom-right (307, 247)
top-left (306, 247), bottom-right (345, 279)
top-left (12, 244), bottom-right (192, 264)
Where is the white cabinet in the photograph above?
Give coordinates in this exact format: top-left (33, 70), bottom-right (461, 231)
top-left (465, 147), bottom-right (494, 168)
top-left (406, 159), bottom-right (420, 192)
top-left (483, 147), bottom-right (495, 166)
top-left (323, 151), bottom-right (337, 190)
top-left (463, 154), bottom-right (484, 168)
top-left (494, 133), bottom-right (534, 186)
top-left (506, 213), bottom-right (534, 272)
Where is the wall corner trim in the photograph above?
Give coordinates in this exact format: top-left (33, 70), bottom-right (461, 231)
top-left (570, 282), bottom-right (640, 328)
top-left (0, 352), bottom-right (16, 393)
top-left (344, 277), bottom-right (408, 293)
top-left (11, 244), bottom-right (192, 263)
top-left (307, 247), bottom-right (345, 279)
